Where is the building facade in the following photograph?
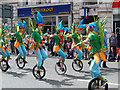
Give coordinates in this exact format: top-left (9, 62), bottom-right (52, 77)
top-left (1, 0), bottom-right (120, 47)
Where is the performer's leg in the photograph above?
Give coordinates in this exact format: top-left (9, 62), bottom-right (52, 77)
top-left (56, 48), bottom-right (66, 61)
top-left (32, 48), bottom-right (42, 69)
top-left (74, 48), bottom-right (82, 61)
top-left (89, 54), bottom-right (107, 82)
top-left (40, 47), bottom-right (48, 61)
top-left (21, 45), bottom-right (27, 59)
top-left (5, 49), bottom-right (11, 62)
top-left (16, 45), bottom-right (23, 59)
top-left (0, 48), bottom-right (7, 58)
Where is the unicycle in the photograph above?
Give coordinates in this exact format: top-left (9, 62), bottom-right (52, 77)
top-left (88, 77), bottom-right (108, 90)
top-left (16, 57), bottom-right (26, 69)
top-left (72, 59), bottom-right (83, 72)
top-left (55, 62), bottom-right (67, 75)
top-left (32, 64), bottom-right (46, 79)
top-left (0, 59), bottom-right (9, 72)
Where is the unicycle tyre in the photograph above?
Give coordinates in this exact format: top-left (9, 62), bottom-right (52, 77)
top-left (0, 59), bottom-right (9, 72)
top-left (55, 62), bottom-right (67, 75)
top-left (88, 77), bottom-right (108, 90)
top-left (72, 59), bottom-right (83, 72)
top-left (32, 65), bottom-right (46, 79)
top-left (16, 57), bottom-right (26, 69)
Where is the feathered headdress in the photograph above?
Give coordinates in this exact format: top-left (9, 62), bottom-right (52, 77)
top-left (76, 19), bottom-right (86, 30)
top-left (58, 20), bottom-right (69, 32)
top-left (3, 25), bottom-right (8, 33)
top-left (33, 11), bottom-right (43, 26)
top-left (58, 20), bottom-right (64, 32)
top-left (18, 20), bottom-right (26, 29)
top-left (87, 22), bottom-right (97, 32)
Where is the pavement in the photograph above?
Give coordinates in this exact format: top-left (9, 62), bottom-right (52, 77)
top-left (0, 54), bottom-right (120, 89)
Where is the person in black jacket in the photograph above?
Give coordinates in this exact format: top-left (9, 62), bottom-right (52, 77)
top-left (10, 35), bottom-right (16, 54)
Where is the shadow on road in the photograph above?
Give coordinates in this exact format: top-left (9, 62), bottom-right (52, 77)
top-left (100, 67), bottom-right (120, 75)
top-left (62, 73), bottom-right (91, 80)
top-left (5, 71), bottom-right (27, 78)
top-left (38, 78), bottom-right (73, 88)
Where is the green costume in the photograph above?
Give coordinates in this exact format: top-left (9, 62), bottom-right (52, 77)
top-left (53, 34), bottom-right (66, 45)
top-left (88, 32), bottom-right (101, 53)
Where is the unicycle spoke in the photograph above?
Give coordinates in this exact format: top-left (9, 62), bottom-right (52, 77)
top-left (72, 59), bottom-right (83, 72)
top-left (55, 62), bottom-right (67, 75)
top-left (16, 57), bottom-right (26, 69)
top-left (33, 65), bottom-right (46, 79)
top-left (88, 78), bottom-right (108, 90)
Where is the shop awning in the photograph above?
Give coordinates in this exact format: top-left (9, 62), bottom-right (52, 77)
top-left (112, 0), bottom-right (120, 8)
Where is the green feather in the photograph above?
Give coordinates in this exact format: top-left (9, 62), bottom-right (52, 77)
top-left (29, 18), bottom-right (34, 32)
top-left (16, 23), bottom-right (19, 32)
top-left (0, 27), bottom-right (2, 38)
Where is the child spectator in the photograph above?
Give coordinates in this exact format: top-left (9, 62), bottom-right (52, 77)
top-left (108, 47), bottom-right (116, 62)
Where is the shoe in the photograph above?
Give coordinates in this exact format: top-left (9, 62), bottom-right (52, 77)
top-left (37, 70), bottom-right (40, 75)
top-left (8, 64), bottom-right (11, 69)
top-left (23, 58), bottom-right (28, 63)
top-left (15, 58), bottom-right (19, 63)
top-left (57, 62), bottom-right (61, 67)
top-left (24, 60), bottom-right (28, 63)
top-left (88, 60), bottom-right (91, 65)
top-left (61, 68), bottom-right (64, 72)
top-left (101, 79), bottom-right (108, 87)
top-left (74, 60), bottom-right (77, 64)
top-left (103, 65), bottom-right (108, 68)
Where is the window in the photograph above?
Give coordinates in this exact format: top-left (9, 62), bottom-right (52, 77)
top-left (83, 0), bottom-right (97, 5)
top-left (58, 16), bottom-right (68, 27)
top-left (26, 0), bottom-right (28, 5)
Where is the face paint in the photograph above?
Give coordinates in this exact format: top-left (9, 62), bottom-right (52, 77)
top-left (60, 31), bottom-right (63, 36)
top-left (38, 25), bottom-right (42, 30)
top-left (20, 28), bottom-right (24, 32)
top-left (77, 29), bottom-right (81, 34)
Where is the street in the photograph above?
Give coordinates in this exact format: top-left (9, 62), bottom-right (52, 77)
top-left (1, 55), bottom-right (120, 89)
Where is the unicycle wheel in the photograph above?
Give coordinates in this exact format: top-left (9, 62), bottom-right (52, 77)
top-left (72, 59), bottom-right (83, 72)
top-left (32, 65), bottom-right (46, 79)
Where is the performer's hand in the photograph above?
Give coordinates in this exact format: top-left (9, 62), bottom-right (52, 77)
top-left (38, 43), bottom-right (42, 47)
top-left (3, 46), bottom-right (5, 49)
top-left (71, 45), bottom-right (77, 50)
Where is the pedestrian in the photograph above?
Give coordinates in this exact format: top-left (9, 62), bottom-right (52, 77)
top-left (46, 28), bottom-right (50, 34)
top-left (109, 32), bottom-right (117, 57)
top-left (10, 34), bottom-right (16, 54)
top-left (102, 29), bottom-right (108, 68)
top-left (108, 47), bottom-right (116, 62)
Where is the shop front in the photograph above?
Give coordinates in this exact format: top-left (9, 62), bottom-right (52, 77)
top-left (17, 4), bottom-right (71, 34)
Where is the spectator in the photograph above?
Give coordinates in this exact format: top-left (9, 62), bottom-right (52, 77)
top-left (10, 35), bottom-right (16, 54)
top-left (66, 32), bottom-right (74, 59)
top-left (102, 29), bottom-right (108, 68)
top-left (46, 28), bottom-right (50, 34)
top-left (109, 32), bottom-right (117, 57)
top-left (50, 34), bottom-right (55, 56)
top-left (108, 47), bottom-right (116, 62)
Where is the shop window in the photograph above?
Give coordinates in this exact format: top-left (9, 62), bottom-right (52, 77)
top-left (42, 17), bottom-right (56, 34)
top-left (58, 16), bottom-right (68, 27)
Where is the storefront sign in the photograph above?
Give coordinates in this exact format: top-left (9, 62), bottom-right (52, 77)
top-left (18, 4), bottom-right (71, 17)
